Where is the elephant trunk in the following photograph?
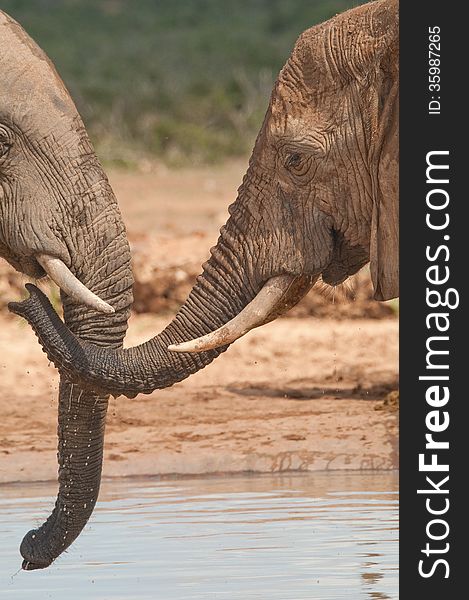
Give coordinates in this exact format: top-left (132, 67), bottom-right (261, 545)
top-left (19, 188), bottom-right (133, 569)
top-left (21, 385), bottom-right (109, 570)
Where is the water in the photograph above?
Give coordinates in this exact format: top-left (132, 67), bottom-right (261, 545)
top-left (0, 472), bottom-right (398, 599)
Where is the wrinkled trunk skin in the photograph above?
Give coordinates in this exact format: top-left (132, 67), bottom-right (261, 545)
top-left (20, 191), bottom-right (133, 570)
top-left (20, 384), bottom-right (109, 569)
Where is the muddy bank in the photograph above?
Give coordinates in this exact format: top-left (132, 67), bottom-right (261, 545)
top-left (0, 313), bottom-right (398, 483)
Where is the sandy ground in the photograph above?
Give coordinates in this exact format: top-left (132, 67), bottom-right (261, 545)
top-left (0, 162), bottom-right (398, 483)
top-left (0, 313), bottom-right (398, 483)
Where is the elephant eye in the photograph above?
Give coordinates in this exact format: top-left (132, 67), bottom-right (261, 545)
top-left (0, 125), bottom-right (12, 160)
top-left (285, 151), bottom-right (311, 179)
top-left (286, 153), bottom-right (302, 169)
top-left (0, 140), bottom-right (11, 158)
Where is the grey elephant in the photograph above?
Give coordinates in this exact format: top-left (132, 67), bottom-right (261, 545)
top-left (1, 10), bottom-right (134, 569)
top-left (4, 0), bottom-right (398, 569)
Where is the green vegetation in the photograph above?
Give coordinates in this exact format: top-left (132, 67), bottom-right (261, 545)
top-left (4, 0), bottom-right (356, 166)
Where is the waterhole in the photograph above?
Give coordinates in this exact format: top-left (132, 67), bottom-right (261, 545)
top-left (0, 471), bottom-right (398, 599)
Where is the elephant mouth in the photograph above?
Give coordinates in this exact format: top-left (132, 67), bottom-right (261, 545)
top-left (7, 255), bottom-right (46, 279)
top-left (26, 262), bottom-right (46, 279)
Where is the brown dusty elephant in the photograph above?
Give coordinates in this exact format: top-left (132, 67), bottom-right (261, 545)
top-left (5, 0), bottom-right (398, 569)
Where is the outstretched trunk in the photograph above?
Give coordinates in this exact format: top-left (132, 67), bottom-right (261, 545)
top-left (13, 236), bottom-right (256, 397)
top-left (11, 197), bottom-right (316, 402)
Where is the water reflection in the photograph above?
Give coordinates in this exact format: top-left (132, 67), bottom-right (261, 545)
top-left (0, 471), bottom-right (398, 599)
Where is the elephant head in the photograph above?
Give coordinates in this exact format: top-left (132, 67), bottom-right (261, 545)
top-left (8, 0), bottom-right (398, 564)
top-left (1, 12), bottom-right (134, 568)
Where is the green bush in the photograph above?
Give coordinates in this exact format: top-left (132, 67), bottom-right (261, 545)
top-left (3, 0), bottom-right (357, 165)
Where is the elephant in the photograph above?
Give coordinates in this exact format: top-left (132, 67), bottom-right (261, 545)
top-left (0, 11), bottom-right (134, 569)
top-left (4, 0), bottom-right (398, 569)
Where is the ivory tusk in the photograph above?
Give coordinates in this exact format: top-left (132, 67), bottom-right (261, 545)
top-left (36, 254), bottom-right (115, 314)
top-left (168, 274), bottom-right (297, 353)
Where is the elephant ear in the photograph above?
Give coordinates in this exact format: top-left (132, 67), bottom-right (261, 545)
top-left (310, 0), bottom-right (399, 300)
top-left (370, 78), bottom-right (399, 301)
top-left (368, 2), bottom-right (399, 301)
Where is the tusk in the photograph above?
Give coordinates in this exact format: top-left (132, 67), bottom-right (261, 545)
top-left (36, 254), bottom-right (115, 314)
top-left (168, 274), bottom-right (298, 353)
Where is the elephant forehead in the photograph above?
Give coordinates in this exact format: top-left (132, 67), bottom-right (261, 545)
top-left (0, 11), bottom-right (48, 62)
top-left (0, 11), bottom-right (77, 137)
top-left (268, 96), bottom-right (330, 149)
top-left (270, 58), bottom-right (341, 131)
